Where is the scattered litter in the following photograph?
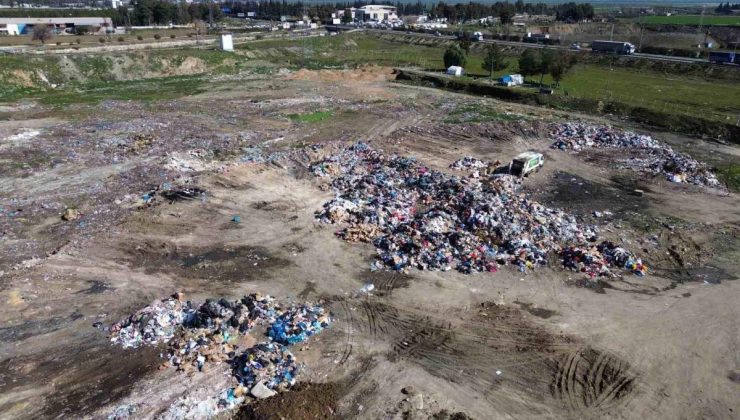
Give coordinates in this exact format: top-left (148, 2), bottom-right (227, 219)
top-left (4, 129), bottom-right (41, 144)
top-left (358, 283), bottom-right (375, 294)
top-left (61, 208), bottom-right (79, 221)
top-left (106, 404), bottom-right (136, 420)
top-left (551, 123), bottom-right (721, 188)
top-left (232, 215), bottom-right (241, 223)
top-left (312, 143), bottom-right (641, 277)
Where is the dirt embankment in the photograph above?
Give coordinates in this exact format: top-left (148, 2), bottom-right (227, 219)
top-left (1, 50), bottom-right (237, 91)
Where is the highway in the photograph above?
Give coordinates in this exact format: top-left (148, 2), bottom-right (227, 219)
top-left (337, 27), bottom-right (718, 66)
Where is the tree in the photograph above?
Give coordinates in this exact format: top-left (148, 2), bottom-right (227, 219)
top-left (517, 49), bottom-right (540, 82)
top-left (482, 44), bottom-right (507, 79)
top-left (443, 44), bottom-right (467, 68)
top-left (32, 25), bottom-right (52, 44)
top-left (549, 54), bottom-right (577, 86)
top-left (499, 6), bottom-right (515, 25)
top-left (341, 9), bottom-right (352, 24)
top-left (458, 37), bottom-right (472, 53)
top-left (538, 48), bottom-right (555, 85)
top-left (75, 25), bottom-right (91, 36)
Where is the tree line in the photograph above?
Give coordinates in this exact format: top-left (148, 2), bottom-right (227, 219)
top-left (118, 0), bottom-right (222, 26)
top-left (1, 0), bottom-right (595, 26)
top-left (443, 42), bottom-right (577, 86)
top-left (715, 2), bottom-right (740, 14)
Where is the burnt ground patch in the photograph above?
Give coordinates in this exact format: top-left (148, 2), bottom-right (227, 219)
top-left (0, 315), bottom-right (74, 342)
top-left (120, 242), bottom-right (291, 283)
top-left (75, 279), bottom-right (116, 295)
top-left (537, 171), bottom-right (648, 216)
top-left (236, 382), bottom-right (344, 420)
top-left (0, 336), bottom-right (160, 418)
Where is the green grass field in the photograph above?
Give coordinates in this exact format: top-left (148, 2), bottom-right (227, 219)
top-left (636, 15), bottom-right (740, 26)
top-left (241, 34), bottom-right (739, 123)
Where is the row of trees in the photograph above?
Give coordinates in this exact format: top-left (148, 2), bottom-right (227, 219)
top-left (115, 0), bottom-right (222, 26)
top-left (518, 49), bottom-right (577, 86)
top-left (442, 42), bottom-right (576, 86)
top-left (715, 3), bottom-right (740, 14)
top-left (427, 1), bottom-right (594, 24)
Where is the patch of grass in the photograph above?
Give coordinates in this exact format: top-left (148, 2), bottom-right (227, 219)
top-left (287, 110), bottom-right (332, 123)
top-left (550, 64), bottom-right (740, 123)
top-left (37, 75), bottom-right (206, 106)
top-left (716, 164), bottom-right (740, 192)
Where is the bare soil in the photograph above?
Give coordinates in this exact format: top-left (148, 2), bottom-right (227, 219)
top-left (0, 68), bottom-right (738, 420)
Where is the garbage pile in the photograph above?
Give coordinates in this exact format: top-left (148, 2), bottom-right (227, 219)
top-left (109, 293), bottom-right (331, 411)
top-left (233, 342), bottom-right (298, 392)
top-left (560, 241), bottom-right (647, 278)
top-left (312, 143), bottom-right (643, 277)
top-left (110, 297), bottom-right (193, 349)
top-left (550, 123), bottom-right (721, 188)
top-left (450, 156), bottom-right (490, 171)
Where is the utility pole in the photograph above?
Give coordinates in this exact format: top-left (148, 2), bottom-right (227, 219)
top-left (209, 0), bottom-right (214, 29)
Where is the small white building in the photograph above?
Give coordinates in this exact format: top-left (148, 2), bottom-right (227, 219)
top-left (357, 5), bottom-right (398, 22)
top-left (219, 33), bottom-right (233, 51)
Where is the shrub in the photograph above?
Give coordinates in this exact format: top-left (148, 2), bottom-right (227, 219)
top-left (137, 35), bottom-right (143, 41)
top-left (443, 44), bottom-right (467, 68)
top-left (118, 37), bottom-right (125, 42)
top-left (170, 34), bottom-right (176, 39)
top-left (255, 34), bottom-right (264, 40)
top-left (76, 39), bottom-right (81, 44)
top-left (154, 34), bottom-right (161, 40)
top-left (98, 38), bottom-right (106, 43)
top-left (56, 41), bottom-right (61, 46)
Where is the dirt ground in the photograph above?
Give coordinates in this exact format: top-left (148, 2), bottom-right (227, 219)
top-left (0, 68), bottom-right (738, 420)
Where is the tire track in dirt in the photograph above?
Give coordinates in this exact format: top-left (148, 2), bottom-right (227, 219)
top-left (551, 347), bottom-right (636, 415)
top-left (329, 297), bottom-right (638, 416)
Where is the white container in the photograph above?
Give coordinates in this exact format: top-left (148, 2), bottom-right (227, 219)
top-left (220, 33), bottom-right (234, 51)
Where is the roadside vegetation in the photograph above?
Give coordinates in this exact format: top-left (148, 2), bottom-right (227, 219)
top-left (630, 15), bottom-right (740, 26)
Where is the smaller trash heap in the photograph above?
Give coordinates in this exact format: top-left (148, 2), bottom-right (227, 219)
top-left (449, 156), bottom-right (490, 171)
top-left (110, 293), bottom-right (331, 412)
top-left (312, 143), bottom-right (646, 277)
top-left (550, 123), bottom-right (721, 188)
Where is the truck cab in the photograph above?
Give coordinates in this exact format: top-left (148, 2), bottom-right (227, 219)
top-left (510, 152), bottom-right (544, 177)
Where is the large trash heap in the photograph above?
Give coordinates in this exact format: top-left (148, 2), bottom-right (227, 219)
top-left (110, 293), bottom-right (330, 412)
top-left (312, 142), bottom-right (647, 277)
top-left (551, 123), bottom-right (721, 188)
